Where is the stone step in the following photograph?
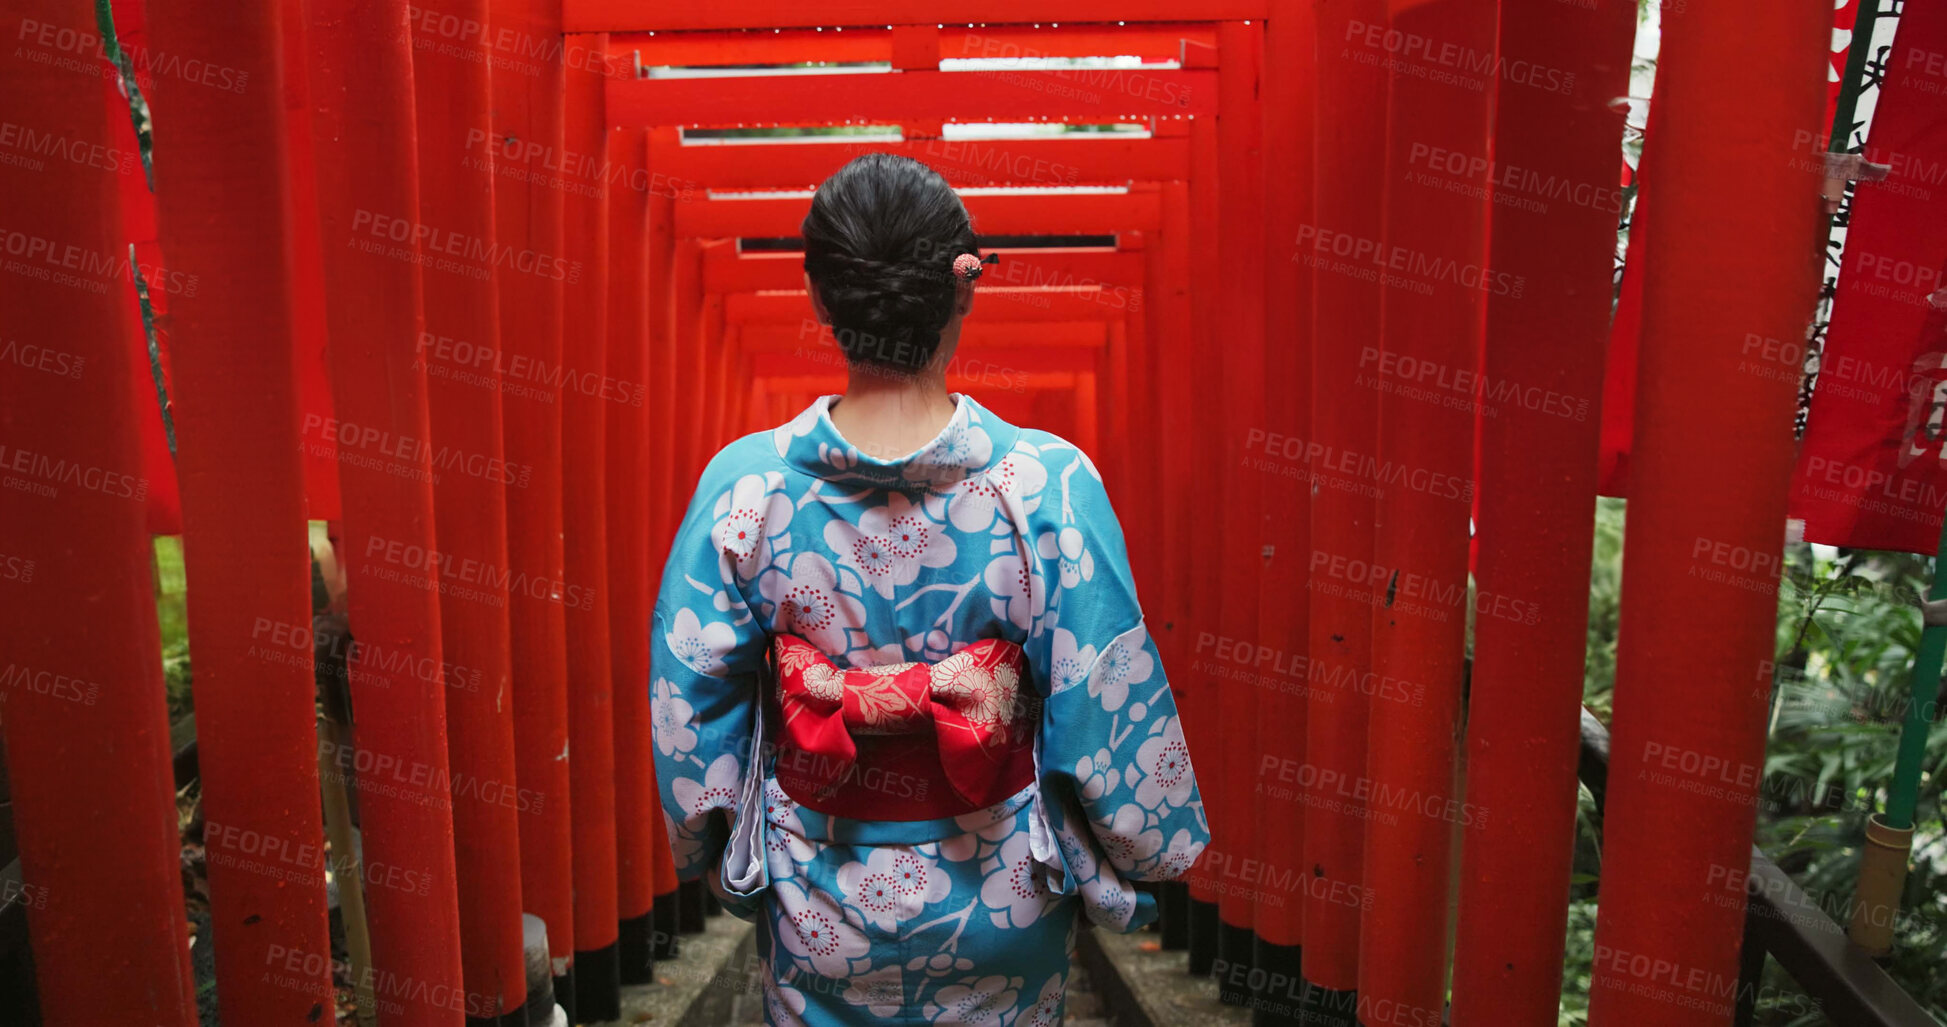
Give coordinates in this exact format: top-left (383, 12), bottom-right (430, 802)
top-left (586, 913), bottom-right (756, 1027)
top-left (590, 917), bottom-right (1201, 1026)
top-left (1078, 925), bottom-right (1252, 1027)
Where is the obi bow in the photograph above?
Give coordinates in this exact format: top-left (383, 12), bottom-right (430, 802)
top-left (772, 634), bottom-right (1038, 810)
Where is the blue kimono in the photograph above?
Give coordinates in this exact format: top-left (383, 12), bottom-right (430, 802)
top-left (650, 393), bottom-right (1208, 1025)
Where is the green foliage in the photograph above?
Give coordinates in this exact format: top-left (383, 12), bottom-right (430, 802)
top-left (1582, 498), bottom-right (1626, 723)
top-left (1558, 897), bottom-right (1600, 1027)
top-left (154, 536), bottom-right (192, 720)
top-left (1562, 502), bottom-right (1947, 1025)
top-left (1556, 503), bottom-right (1622, 1026)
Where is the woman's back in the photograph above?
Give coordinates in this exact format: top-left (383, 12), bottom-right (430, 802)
top-left (648, 153), bottom-right (1205, 1026)
top-left (686, 393), bottom-right (1101, 666)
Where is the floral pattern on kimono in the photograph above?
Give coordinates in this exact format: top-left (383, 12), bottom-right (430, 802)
top-left (649, 393), bottom-right (1208, 1025)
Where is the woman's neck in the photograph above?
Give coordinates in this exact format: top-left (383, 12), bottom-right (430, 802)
top-left (830, 367), bottom-right (956, 461)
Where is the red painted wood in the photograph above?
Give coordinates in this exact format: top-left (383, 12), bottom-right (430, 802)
top-left (488, 0), bottom-right (578, 979)
top-left (1069, 370), bottom-right (1099, 454)
top-left (681, 241), bottom-right (720, 483)
top-left (737, 320), bottom-right (1106, 355)
top-left (643, 215), bottom-right (678, 726)
top-left (738, 341), bottom-right (761, 435)
top-left (569, 0), bottom-right (1265, 32)
top-left (1213, 20), bottom-right (1266, 938)
top-left (1153, 174), bottom-right (1212, 906)
top-left (704, 248), bottom-right (1141, 295)
top-left (665, 237), bottom-right (694, 505)
top-left (888, 23), bottom-right (938, 68)
top-left (301, 0), bottom-right (468, 1019)
top-left (563, 39), bottom-right (623, 974)
top-left (145, 0), bottom-right (336, 1020)
top-left (654, 135), bottom-right (1190, 190)
top-left (611, 23), bottom-right (1215, 66)
top-left (695, 283), bottom-right (720, 459)
top-left (409, 0), bottom-right (530, 1013)
top-left (1357, 0), bottom-right (1497, 1017)
top-left (751, 349), bottom-right (1097, 384)
top-left (1448, 2), bottom-right (1634, 1022)
top-left (1127, 233), bottom-right (1165, 630)
top-left (673, 190), bottom-right (1159, 238)
top-left (1301, 0), bottom-right (1389, 993)
top-left (1098, 232), bottom-right (1142, 516)
top-left (942, 21), bottom-right (1215, 61)
top-left (1123, 300), bottom-right (1152, 533)
top-left (628, 27), bottom-right (888, 64)
top-left (1586, 1), bottom-right (1829, 1023)
top-left (1251, 0), bottom-right (1315, 951)
top-left (724, 326), bottom-right (752, 443)
top-left (709, 291), bottom-right (734, 449)
top-left (755, 371), bottom-right (1089, 394)
top-left (103, 0), bottom-right (186, 536)
top-left (607, 67), bottom-right (1215, 128)
top-left (644, 174), bottom-right (679, 622)
top-left (727, 287), bottom-right (1135, 325)
top-left (0, 2), bottom-right (197, 1019)
top-left (1100, 314), bottom-right (1132, 494)
top-left (650, 778), bottom-right (680, 898)
top-left (670, 238), bottom-right (708, 524)
top-left (281, 0), bottom-right (340, 522)
top-left (1181, 108), bottom-right (1235, 918)
top-left (609, 126), bottom-right (661, 929)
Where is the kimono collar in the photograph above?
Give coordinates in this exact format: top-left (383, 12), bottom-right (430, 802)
top-left (772, 393), bottom-right (1020, 490)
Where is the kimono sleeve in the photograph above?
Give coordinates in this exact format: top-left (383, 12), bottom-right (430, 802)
top-left (1023, 444), bottom-right (1209, 931)
top-left (649, 450), bottom-right (771, 889)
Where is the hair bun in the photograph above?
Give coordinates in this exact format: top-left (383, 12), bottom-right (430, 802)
top-left (801, 154), bottom-right (979, 372)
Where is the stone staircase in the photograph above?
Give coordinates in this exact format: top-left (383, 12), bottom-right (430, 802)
top-left (595, 916), bottom-right (1208, 1026)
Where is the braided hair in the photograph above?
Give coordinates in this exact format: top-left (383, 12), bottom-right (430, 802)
top-left (801, 153), bottom-right (980, 372)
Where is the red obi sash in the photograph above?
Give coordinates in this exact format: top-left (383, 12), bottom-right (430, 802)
top-left (771, 635), bottom-right (1040, 821)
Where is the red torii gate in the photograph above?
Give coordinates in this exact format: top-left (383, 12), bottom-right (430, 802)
top-left (0, 2), bottom-right (1846, 1027)
top-left (596, 18), bottom-right (1269, 1012)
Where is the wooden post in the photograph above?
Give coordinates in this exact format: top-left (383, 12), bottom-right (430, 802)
top-left (1300, 4), bottom-right (1390, 1022)
top-left (301, 0), bottom-right (468, 1020)
top-left (1184, 98), bottom-right (1228, 981)
top-left (1449, 1), bottom-right (1635, 1023)
top-left (1586, 1), bottom-right (1830, 1023)
top-left (0, 2), bottom-right (197, 1022)
top-left (1213, 20), bottom-right (1268, 1007)
top-left (1156, 166), bottom-right (1207, 957)
top-left (408, 1), bottom-right (531, 1020)
top-left (645, 160), bottom-right (684, 955)
top-left (669, 238), bottom-right (708, 523)
top-left (1356, 0), bottom-right (1497, 1021)
top-left (145, 0), bottom-right (338, 1021)
top-left (1252, 3), bottom-right (1317, 1019)
top-left (608, 122), bottom-right (660, 986)
top-left (561, 36), bottom-right (622, 1020)
top-left (486, 0), bottom-right (578, 1009)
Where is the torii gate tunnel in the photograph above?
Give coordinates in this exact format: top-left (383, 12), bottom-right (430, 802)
top-left (0, 0), bottom-right (1894, 1025)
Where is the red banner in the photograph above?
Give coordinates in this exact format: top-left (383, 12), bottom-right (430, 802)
top-left (1597, 125), bottom-right (1651, 498)
top-left (1602, 2), bottom-right (1862, 501)
top-left (1790, 0), bottom-right (1947, 553)
top-left (1828, 0), bottom-right (1859, 133)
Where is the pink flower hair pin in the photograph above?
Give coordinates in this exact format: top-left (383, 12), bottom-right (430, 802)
top-left (952, 252), bottom-right (999, 282)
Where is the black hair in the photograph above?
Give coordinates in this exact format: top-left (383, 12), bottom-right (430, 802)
top-left (801, 153), bottom-right (979, 372)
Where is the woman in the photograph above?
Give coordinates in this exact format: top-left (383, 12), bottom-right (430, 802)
top-left (650, 153), bottom-right (1207, 1025)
